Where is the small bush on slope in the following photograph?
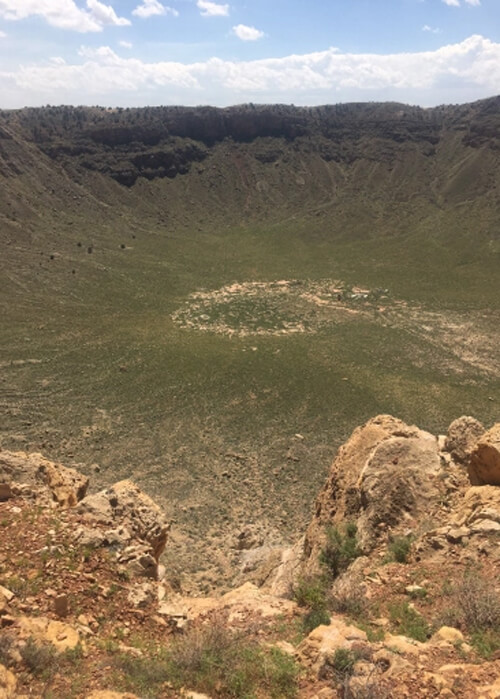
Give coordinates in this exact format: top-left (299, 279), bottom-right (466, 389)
top-left (116, 615), bottom-right (299, 698)
top-left (320, 522), bottom-right (361, 578)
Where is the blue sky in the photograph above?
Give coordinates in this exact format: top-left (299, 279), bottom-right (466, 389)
top-left (0, 0), bottom-right (499, 108)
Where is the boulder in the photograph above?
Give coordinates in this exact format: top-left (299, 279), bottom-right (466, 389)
top-left (0, 451), bottom-right (88, 507)
top-left (431, 627), bottom-right (464, 645)
top-left (296, 620), bottom-right (367, 677)
top-left (452, 486), bottom-right (500, 531)
top-left (0, 664), bottom-right (17, 699)
top-left (382, 633), bottom-right (424, 656)
top-left (444, 416), bottom-right (485, 464)
top-left (467, 423), bottom-right (500, 486)
top-left (73, 480), bottom-right (170, 577)
top-left (16, 616), bottom-right (81, 652)
top-left (301, 416), bottom-right (441, 574)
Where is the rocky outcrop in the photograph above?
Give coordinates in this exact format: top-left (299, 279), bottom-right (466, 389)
top-left (0, 452), bottom-right (169, 580)
top-left (467, 423), bottom-right (500, 486)
top-left (157, 581), bottom-right (297, 631)
top-left (75, 480), bottom-right (170, 578)
top-left (452, 485), bottom-right (500, 535)
top-left (301, 415), bottom-right (441, 574)
top-left (0, 451), bottom-right (88, 507)
top-left (296, 619), bottom-right (368, 677)
top-left (2, 417), bottom-right (500, 697)
top-left (7, 97), bottom-right (498, 192)
top-left (444, 415), bottom-right (485, 464)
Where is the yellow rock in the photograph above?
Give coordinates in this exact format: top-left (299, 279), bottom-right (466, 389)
top-left (383, 633), bottom-right (424, 656)
top-left (0, 664), bottom-right (17, 699)
top-left (478, 676), bottom-right (500, 698)
top-left (431, 626), bottom-right (464, 645)
top-left (17, 616), bottom-right (81, 652)
top-left (296, 619), bottom-right (367, 676)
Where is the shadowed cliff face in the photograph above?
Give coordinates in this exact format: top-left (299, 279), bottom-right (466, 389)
top-left (2, 97), bottom-right (499, 188)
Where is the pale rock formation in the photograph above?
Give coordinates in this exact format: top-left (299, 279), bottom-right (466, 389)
top-left (0, 451), bottom-right (88, 507)
top-left (452, 485), bottom-right (500, 533)
top-left (0, 664), bottom-right (17, 699)
top-left (157, 581), bottom-right (297, 629)
top-left (295, 415), bottom-right (441, 578)
top-left (16, 616), bottom-right (81, 652)
top-left (296, 620), bottom-right (367, 677)
top-left (468, 423), bottom-right (500, 486)
top-left (431, 626), bottom-right (465, 646)
top-left (444, 416), bottom-right (485, 464)
top-left (75, 480), bottom-right (169, 578)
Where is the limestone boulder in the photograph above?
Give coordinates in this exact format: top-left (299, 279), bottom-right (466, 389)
top-left (0, 451), bottom-right (88, 507)
top-left (0, 664), bottom-right (17, 699)
top-left (301, 415), bottom-right (441, 573)
top-left (76, 480), bottom-right (169, 561)
top-left (431, 627), bottom-right (464, 645)
top-left (444, 416), bottom-right (485, 464)
top-left (467, 423), bottom-right (500, 486)
top-left (16, 616), bottom-right (81, 652)
top-left (452, 485), bottom-right (500, 531)
top-left (296, 620), bottom-right (367, 677)
top-left (219, 581), bottom-right (297, 620)
top-left (74, 480), bottom-right (169, 578)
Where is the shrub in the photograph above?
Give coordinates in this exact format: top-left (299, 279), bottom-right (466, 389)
top-left (386, 535), bottom-right (413, 564)
top-left (437, 570), bottom-right (500, 655)
top-left (20, 637), bottom-right (57, 677)
top-left (389, 602), bottom-right (429, 642)
top-left (0, 633), bottom-right (14, 667)
top-left (470, 630), bottom-right (500, 659)
top-left (319, 522), bottom-right (361, 579)
top-left (302, 607), bottom-right (331, 635)
top-left (330, 585), bottom-right (366, 619)
top-left (456, 572), bottom-right (500, 631)
top-left (293, 575), bottom-right (328, 610)
top-left (293, 575), bottom-right (331, 633)
top-left (330, 647), bottom-right (358, 677)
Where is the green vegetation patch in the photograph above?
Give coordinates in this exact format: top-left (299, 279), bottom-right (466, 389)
top-left (320, 522), bottom-right (362, 578)
top-left (116, 618), bottom-right (300, 698)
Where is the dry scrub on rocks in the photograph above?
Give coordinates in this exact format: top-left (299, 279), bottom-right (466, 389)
top-left (2, 414), bottom-right (500, 697)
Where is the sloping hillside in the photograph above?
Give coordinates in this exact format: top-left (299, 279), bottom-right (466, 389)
top-left (0, 99), bottom-right (499, 591)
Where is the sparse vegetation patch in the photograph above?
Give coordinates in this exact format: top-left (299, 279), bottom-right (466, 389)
top-left (172, 279), bottom-right (389, 337)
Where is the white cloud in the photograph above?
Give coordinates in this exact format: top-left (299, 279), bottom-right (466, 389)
top-left (0, 0), bottom-right (130, 32)
top-left (442, 0), bottom-right (481, 5)
top-left (86, 0), bottom-right (130, 26)
top-left (119, 40), bottom-right (133, 48)
top-left (133, 0), bottom-right (179, 19)
top-left (232, 24), bottom-right (264, 41)
top-left (197, 0), bottom-right (229, 17)
top-left (422, 25), bottom-right (441, 33)
top-left (0, 29), bottom-right (6, 37)
top-left (2, 35), bottom-right (499, 107)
